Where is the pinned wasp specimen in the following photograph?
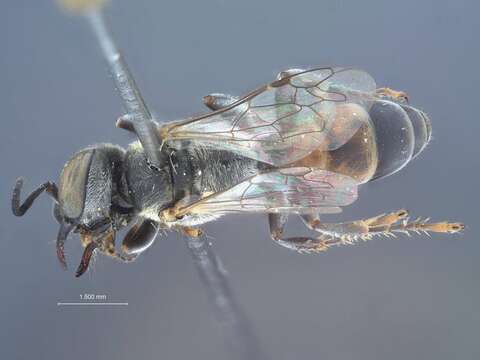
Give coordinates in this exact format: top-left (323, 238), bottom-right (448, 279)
top-left (14, 3), bottom-right (465, 277)
top-left (12, 65), bottom-right (464, 277)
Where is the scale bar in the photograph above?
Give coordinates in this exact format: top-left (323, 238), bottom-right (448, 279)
top-left (57, 302), bottom-right (128, 306)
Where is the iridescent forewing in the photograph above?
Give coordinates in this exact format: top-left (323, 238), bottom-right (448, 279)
top-left (177, 167), bottom-right (358, 216)
top-left (162, 67), bottom-right (376, 166)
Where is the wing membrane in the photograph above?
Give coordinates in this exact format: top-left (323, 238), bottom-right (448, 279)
top-left (178, 167), bottom-right (358, 216)
top-left (163, 67), bottom-right (376, 166)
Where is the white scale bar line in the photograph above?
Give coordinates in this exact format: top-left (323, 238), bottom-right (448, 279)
top-left (57, 302), bottom-right (128, 306)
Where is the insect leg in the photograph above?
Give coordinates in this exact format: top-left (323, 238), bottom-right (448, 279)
top-left (276, 68), bottom-right (305, 80)
top-left (376, 87), bottom-right (409, 103)
top-left (116, 114), bottom-right (135, 133)
top-left (75, 229), bottom-right (136, 277)
top-left (269, 213), bottom-right (330, 253)
top-left (202, 69), bottom-right (307, 111)
top-left (268, 213), bottom-right (289, 240)
top-left (300, 210), bottom-right (464, 246)
top-left (178, 226), bottom-right (204, 238)
top-left (12, 177), bottom-right (58, 216)
top-left (99, 229), bottom-right (138, 262)
top-left (121, 219), bottom-right (159, 256)
top-left (203, 93), bottom-right (239, 110)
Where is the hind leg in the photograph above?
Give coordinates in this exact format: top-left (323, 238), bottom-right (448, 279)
top-left (301, 210), bottom-right (463, 244)
top-left (268, 210), bottom-right (464, 254)
top-left (268, 213), bottom-right (329, 253)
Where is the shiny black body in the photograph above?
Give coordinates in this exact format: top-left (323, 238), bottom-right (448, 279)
top-left (11, 95), bottom-right (432, 276)
top-left (60, 95), bottom-right (431, 244)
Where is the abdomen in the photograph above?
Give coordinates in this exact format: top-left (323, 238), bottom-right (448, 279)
top-left (292, 99), bottom-right (431, 183)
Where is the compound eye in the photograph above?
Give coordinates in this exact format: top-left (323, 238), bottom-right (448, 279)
top-left (58, 150), bottom-right (94, 220)
top-left (121, 219), bottom-right (159, 255)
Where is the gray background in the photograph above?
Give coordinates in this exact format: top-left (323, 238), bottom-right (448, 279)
top-left (1, 0), bottom-right (479, 359)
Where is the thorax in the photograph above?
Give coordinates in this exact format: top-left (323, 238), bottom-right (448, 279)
top-left (124, 141), bottom-right (262, 227)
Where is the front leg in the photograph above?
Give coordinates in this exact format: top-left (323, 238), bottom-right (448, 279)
top-left (121, 219), bottom-right (159, 255)
top-left (178, 226), bottom-right (204, 238)
top-left (158, 203), bottom-right (204, 238)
